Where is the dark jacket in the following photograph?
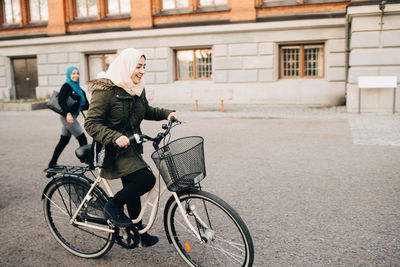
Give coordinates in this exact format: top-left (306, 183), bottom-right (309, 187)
top-left (58, 83), bottom-right (89, 115)
top-left (84, 78), bottom-right (174, 179)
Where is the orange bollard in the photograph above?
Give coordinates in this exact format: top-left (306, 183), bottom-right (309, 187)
top-left (221, 99), bottom-right (224, 112)
top-left (195, 100), bottom-right (199, 112)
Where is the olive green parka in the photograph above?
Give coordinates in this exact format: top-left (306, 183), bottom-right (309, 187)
top-left (84, 78), bottom-right (174, 179)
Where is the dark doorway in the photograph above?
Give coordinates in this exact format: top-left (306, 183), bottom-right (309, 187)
top-left (12, 57), bottom-right (38, 99)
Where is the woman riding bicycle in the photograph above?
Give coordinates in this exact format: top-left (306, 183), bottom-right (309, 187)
top-left (84, 48), bottom-right (178, 247)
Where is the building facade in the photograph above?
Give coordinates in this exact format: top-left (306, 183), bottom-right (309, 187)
top-left (0, 0), bottom-right (399, 112)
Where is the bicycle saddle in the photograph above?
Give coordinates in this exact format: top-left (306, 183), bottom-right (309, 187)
top-left (75, 144), bottom-right (91, 163)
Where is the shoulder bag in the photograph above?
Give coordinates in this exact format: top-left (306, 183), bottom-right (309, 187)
top-left (47, 90), bottom-right (75, 115)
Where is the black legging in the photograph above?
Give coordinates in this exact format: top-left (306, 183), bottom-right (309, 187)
top-left (113, 167), bottom-right (156, 224)
top-left (48, 133), bottom-right (87, 167)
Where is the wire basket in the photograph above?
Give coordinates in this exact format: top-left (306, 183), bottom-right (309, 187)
top-left (151, 136), bottom-right (206, 192)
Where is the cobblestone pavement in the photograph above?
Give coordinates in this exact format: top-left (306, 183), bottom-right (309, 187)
top-left (0, 106), bottom-right (399, 266)
top-left (172, 104), bottom-right (400, 147)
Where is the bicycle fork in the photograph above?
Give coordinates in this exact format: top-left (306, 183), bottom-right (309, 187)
top-left (172, 193), bottom-right (212, 243)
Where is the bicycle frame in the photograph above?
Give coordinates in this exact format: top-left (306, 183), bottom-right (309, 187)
top-left (69, 168), bottom-right (203, 241)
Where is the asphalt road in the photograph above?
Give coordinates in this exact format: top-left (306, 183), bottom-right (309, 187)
top-left (0, 108), bottom-right (399, 266)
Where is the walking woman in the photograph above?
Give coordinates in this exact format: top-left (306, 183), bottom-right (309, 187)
top-left (84, 48), bottom-right (178, 247)
top-left (48, 66), bottom-right (89, 168)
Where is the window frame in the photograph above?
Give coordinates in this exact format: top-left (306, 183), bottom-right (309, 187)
top-left (27, 0), bottom-right (48, 22)
top-left (0, 0), bottom-right (50, 26)
top-left (86, 52), bottom-right (117, 80)
top-left (74, 0), bottom-right (98, 18)
top-left (2, 0), bottom-right (22, 25)
top-left (106, 0), bottom-right (131, 16)
top-left (161, 0), bottom-right (189, 11)
top-left (279, 43), bottom-right (325, 79)
top-left (174, 48), bottom-right (212, 81)
top-left (198, 0), bottom-right (228, 7)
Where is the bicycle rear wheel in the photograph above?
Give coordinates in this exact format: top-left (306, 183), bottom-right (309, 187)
top-left (42, 174), bottom-right (115, 258)
top-left (164, 190), bottom-right (254, 266)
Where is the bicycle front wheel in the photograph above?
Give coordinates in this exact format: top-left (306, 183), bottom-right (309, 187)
top-left (42, 174), bottom-right (115, 258)
top-left (164, 190), bottom-right (254, 267)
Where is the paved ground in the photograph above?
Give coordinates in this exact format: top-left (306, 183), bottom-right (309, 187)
top-left (0, 105), bottom-right (399, 266)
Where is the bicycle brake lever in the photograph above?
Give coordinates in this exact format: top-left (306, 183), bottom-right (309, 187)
top-left (134, 133), bottom-right (142, 144)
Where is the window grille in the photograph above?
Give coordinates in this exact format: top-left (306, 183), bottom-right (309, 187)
top-left (176, 48), bottom-right (212, 80)
top-left (280, 44), bottom-right (324, 78)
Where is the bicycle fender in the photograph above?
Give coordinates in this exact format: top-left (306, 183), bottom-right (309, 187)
top-left (41, 174), bottom-right (103, 200)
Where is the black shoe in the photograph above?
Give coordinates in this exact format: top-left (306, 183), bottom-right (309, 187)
top-left (140, 232), bottom-right (159, 247)
top-left (48, 162), bottom-right (57, 168)
top-left (103, 199), bottom-right (132, 228)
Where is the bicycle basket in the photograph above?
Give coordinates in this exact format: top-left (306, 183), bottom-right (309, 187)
top-left (151, 136), bottom-right (206, 192)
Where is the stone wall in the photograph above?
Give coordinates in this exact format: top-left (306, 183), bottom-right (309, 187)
top-left (346, 2), bottom-right (400, 113)
top-left (36, 52), bottom-right (82, 98)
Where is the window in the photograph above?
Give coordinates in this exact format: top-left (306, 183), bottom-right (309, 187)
top-left (3, 0), bottom-right (21, 24)
top-left (76, 0), bottom-right (97, 17)
top-left (107, 0), bottom-right (130, 15)
top-left (176, 49), bottom-right (212, 80)
top-left (199, 0), bottom-right (227, 6)
top-left (263, 0), bottom-right (305, 3)
top-left (29, 0), bottom-right (48, 22)
top-left (87, 53), bottom-right (117, 80)
top-left (280, 44), bottom-right (324, 78)
top-left (162, 0), bottom-right (188, 10)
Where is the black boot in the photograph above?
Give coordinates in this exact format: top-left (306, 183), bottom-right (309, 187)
top-left (48, 135), bottom-right (71, 168)
top-left (104, 198), bottom-right (133, 228)
top-left (76, 133), bottom-right (87, 147)
top-left (135, 222), bottom-right (159, 247)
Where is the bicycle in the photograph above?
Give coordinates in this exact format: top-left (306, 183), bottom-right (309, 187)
top-left (42, 120), bottom-right (254, 266)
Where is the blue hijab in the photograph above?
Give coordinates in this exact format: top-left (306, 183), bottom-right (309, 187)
top-left (66, 66), bottom-right (86, 111)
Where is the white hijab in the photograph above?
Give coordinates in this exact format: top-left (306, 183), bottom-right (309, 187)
top-left (101, 48), bottom-right (145, 96)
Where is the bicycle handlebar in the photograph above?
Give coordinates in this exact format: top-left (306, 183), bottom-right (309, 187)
top-left (114, 119), bottom-right (181, 150)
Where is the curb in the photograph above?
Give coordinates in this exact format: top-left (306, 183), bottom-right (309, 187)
top-left (0, 101), bottom-right (48, 111)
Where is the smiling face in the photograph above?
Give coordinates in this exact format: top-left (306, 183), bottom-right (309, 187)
top-left (70, 69), bottom-right (79, 82)
top-left (131, 56), bottom-right (146, 85)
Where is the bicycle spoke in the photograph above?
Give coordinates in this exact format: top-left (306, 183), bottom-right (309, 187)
top-left (166, 191), bottom-right (254, 266)
top-left (206, 242), bottom-right (244, 264)
top-left (43, 193), bottom-right (70, 217)
top-left (213, 236), bottom-right (246, 251)
top-left (174, 215), bottom-right (200, 240)
top-left (43, 176), bottom-right (115, 258)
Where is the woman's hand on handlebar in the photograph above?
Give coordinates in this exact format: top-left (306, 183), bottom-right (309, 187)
top-left (115, 135), bottom-right (130, 148)
top-left (167, 112), bottom-right (178, 122)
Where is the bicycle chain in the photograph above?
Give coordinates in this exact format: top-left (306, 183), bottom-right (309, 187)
top-left (115, 225), bottom-right (140, 249)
